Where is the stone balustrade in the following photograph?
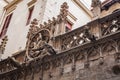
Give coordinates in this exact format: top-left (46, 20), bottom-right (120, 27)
top-left (53, 9), bottom-right (120, 51)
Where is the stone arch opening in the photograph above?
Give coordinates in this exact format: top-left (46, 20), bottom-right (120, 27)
top-left (112, 65), bottom-right (120, 75)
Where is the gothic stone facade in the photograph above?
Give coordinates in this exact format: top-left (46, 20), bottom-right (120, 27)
top-left (0, 2), bottom-right (120, 80)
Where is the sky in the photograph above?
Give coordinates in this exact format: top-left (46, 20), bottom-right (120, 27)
top-left (80, 0), bottom-right (106, 9)
top-left (0, 0), bottom-right (6, 6)
top-left (0, 0), bottom-right (106, 9)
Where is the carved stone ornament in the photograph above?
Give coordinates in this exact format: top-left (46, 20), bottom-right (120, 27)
top-left (60, 2), bottom-right (69, 20)
top-left (26, 28), bottom-right (51, 60)
top-left (26, 19), bottom-right (55, 60)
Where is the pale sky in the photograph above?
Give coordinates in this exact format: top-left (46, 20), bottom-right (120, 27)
top-left (80, 0), bottom-right (106, 9)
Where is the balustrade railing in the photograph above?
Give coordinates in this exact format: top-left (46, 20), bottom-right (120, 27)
top-left (100, 10), bottom-right (120, 36)
top-left (53, 10), bottom-right (120, 51)
top-left (60, 25), bottom-right (88, 50)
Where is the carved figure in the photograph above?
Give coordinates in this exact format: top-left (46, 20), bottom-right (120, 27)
top-left (83, 27), bottom-right (96, 42)
top-left (43, 43), bottom-right (56, 55)
top-left (26, 27), bottom-right (56, 60)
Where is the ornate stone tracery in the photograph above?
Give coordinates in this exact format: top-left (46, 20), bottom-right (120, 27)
top-left (102, 18), bottom-right (120, 36)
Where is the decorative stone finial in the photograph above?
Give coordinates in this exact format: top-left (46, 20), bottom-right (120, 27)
top-left (52, 17), bottom-right (56, 21)
top-left (44, 22), bottom-right (47, 27)
top-left (60, 2), bottom-right (69, 20)
top-left (52, 17), bottom-right (56, 26)
top-left (48, 19), bottom-right (52, 24)
top-left (31, 18), bottom-right (38, 25)
top-left (27, 18), bottom-right (39, 40)
top-left (40, 24), bottom-right (44, 29)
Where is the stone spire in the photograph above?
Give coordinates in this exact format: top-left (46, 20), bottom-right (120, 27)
top-left (59, 2), bottom-right (69, 20)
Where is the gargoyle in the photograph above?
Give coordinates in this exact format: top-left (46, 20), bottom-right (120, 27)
top-left (83, 27), bottom-right (96, 42)
top-left (43, 43), bottom-right (56, 55)
top-left (32, 43), bottom-right (57, 56)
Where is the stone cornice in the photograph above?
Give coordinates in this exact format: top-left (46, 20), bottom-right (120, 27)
top-left (68, 11), bottom-right (77, 21)
top-left (4, 0), bottom-right (23, 10)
